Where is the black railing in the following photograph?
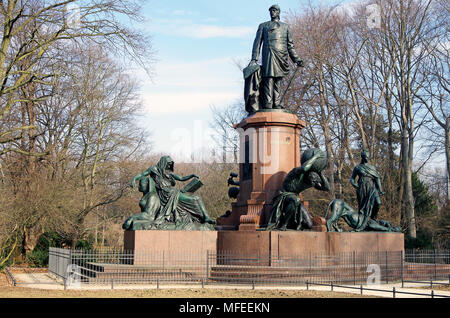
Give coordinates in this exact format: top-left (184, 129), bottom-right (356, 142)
top-left (43, 247), bottom-right (450, 291)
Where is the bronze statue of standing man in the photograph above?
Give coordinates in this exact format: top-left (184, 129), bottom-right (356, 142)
top-left (248, 4), bottom-right (304, 110)
top-left (350, 149), bottom-right (385, 231)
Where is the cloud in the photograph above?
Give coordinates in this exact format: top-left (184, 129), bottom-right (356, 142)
top-left (171, 10), bottom-right (195, 16)
top-left (191, 25), bottom-right (254, 39)
top-left (150, 57), bottom-right (244, 88)
top-left (143, 91), bottom-right (240, 114)
top-left (138, 57), bottom-right (244, 115)
top-left (202, 17), bottom-right (220, 23)
top-left (150, 18), bottom-right (253, 39)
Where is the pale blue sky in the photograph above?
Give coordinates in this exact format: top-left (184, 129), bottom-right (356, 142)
top-left (136, 0), bottom-right (353, 160)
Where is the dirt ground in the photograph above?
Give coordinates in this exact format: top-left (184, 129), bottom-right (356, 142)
top-left (0, 268), bottom-right (373, 298)
top-left (417, 284), bottom-right (450, 291)
top-left (0, 285), bottom-right (373, 298)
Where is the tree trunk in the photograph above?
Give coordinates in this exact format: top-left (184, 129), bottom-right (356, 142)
top-left (401, 128), bottom-right (416, 238)
top-left (385, 91), bottom-right (398, 221)
top-left (22, 226), bottom-right (44, 256)
top-left (324, 129), bottom-right (335, 199)
top-left (446, 117), bottom-right (450, 204)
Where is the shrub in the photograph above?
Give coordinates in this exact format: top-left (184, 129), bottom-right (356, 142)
top-left (26, 231), bottom-right (67, 267)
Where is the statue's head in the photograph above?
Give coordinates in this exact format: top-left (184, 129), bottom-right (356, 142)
top-left (308, 171), bottom-right (321, 185)
top-left (361, 149), bottom-right (370, 162)
top-left (158, 155), bottom-right (174, 172)
top-left (301, 148), bottom-right (327, 173)
top-left (167, 160), bottom-right (174, 171)
top-left (269, 4), bottom-right (280, 20)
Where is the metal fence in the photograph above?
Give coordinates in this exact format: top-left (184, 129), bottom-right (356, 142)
top-left (47, 247), bottom-right (450, 288)
top-left (49, 247), bottom-right (209, 286)
top-left (48, 247), bottom-right (72, 281)
top-left (209, 249), bottom-right (450, 286)
top-left (4, 267), bottom-right (16, 286)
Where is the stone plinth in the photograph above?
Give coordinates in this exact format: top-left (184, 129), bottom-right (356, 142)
top-left (216, 110), bottom-right (306, 231)
top-left (217, 231), bottom-right (404, 263)
top-left (124, 230), bottom-right (217, 264)
top-left (122, 230), bottom-right (404, 266)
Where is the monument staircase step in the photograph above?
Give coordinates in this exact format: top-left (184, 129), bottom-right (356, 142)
top-left (208, 265), bottom-right (366, 283)
top-left (75, 262), bottom-right (205, 283)
top-left (208, 263), bottom-right (450, 283)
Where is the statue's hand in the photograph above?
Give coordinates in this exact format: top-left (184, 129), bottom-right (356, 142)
top-left (379, 191), bottom-right (385, 196)
top-left (192, 174), bottom-right (199, 179)
top-left (296, 59), bottom-right (305, 68)
top-left (248, 59), bottom-right (258, 67)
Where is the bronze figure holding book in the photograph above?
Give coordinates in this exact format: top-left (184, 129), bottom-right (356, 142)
top-left (123, 156), bottom-right (215, 230)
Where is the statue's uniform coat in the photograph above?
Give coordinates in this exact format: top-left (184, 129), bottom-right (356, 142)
top-left (251, 21), bottom-right (300, 78)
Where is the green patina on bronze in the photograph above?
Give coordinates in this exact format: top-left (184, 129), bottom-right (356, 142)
top-left (122, 156), bottom-right (215, 231)
top-left (244, 4), bottom-right (304, 114)
top-left (324, 149), bottom-right (401, 232)
top-left (350, 149), bottom-right (384, 230)
top-left (266, 148), bottom-right (330, 231)
top-left (324, 199), bottom-right (401, 232)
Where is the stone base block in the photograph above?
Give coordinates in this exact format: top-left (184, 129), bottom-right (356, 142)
top-left (217, 231), bottom-right (404, 259)
top-left (123, 230), bottom-right (217, 264)
top-left (239, 224), bottom-right (259, 231)
top-left (312, 225), bottom-right (327, 232)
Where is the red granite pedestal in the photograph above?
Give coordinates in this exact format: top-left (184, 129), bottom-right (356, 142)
top-left (123, 230), bottom-right (217, 265)
top-left (216, 110), bottom-right (307, 231)
top-left (217, 231), bottom-right (405, 265)
top-left (122, 230), bottom-right (404, 265)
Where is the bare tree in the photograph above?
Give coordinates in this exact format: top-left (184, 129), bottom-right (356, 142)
top-left (63, 46), bottom-right (147, 246)
top-left (0, 0), bottom-right (152, 158)
top-left (0, 0), bottom-right (153, 260)
top-left (414, 6), bottom-right (450, 203)
top-left (209, 102), bottom-right (246, 163)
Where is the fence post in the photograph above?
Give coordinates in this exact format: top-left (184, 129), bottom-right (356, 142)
top-left (306, 280), bottom-right (309, 290)
top-left (385, 251), bottom-right (389, 284)
top-left (309, 252), bottom-right (312, 283)
top-left (393, 287), bottom-right (395, 298)
top-left (353, 251), bottom-right (356, 285)
top-left (360, 284), bottom-right (363, 295)
top-left (434, 249), bottom-right (437, 280)
top-left (401, 250), bottom-right (404, 288)
top-left (53, 250), bottom-right (58, 279)
top-left (206, 250), bottom-right (209, 282)
top-left (5, 268), bottom-right (17, 287)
